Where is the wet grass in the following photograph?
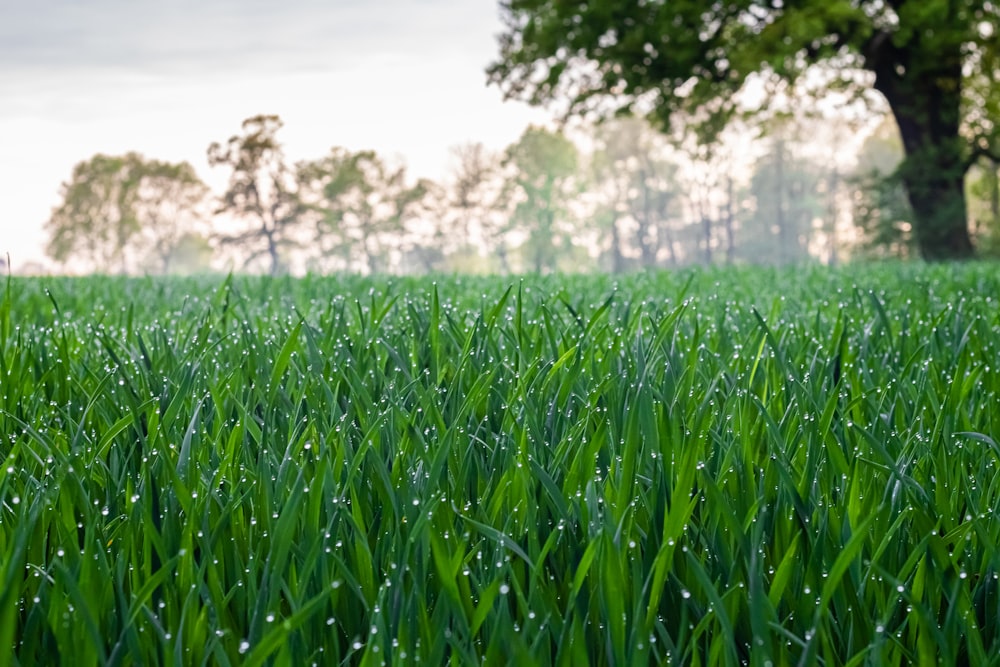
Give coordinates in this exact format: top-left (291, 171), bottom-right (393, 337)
top-left (2, 263), bottom-right (1000, 665)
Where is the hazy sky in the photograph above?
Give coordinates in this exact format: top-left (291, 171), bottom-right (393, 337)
top-left (0, 0), bottom-right (552, 268)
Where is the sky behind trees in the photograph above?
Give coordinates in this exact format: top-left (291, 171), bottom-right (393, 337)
top-left (0, 0), bottom-right (551, 267)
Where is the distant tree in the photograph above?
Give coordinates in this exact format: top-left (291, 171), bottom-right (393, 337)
top-left (741, 133), bottom-right (825, 264)
top-left (163, 233), bottom-right (214, 274)
top-left (851, 116), bottom-right (916, 257)
top-left (489, 0), bottom-right (1000, 260)
top-left (671, 123), bottom-right (745, 267)
top-left (440, 143), bottom-right (521, 272)
top-left (967, 158), bottom-right (1000, 254)
top-left (447, 143), bottom-right (494, 249)
top-left (298, 148), bottom-right (431, 274)
top-left (589, 117), bottom-right (682, 270)
top-left (208, 115), bottom-right (303, 275)
top-left (45, 153), bottom-right (208, 274)
top-left (135, 162), bottom-right (210, 273)
top-left (502, 126), bottom-right (579, 273)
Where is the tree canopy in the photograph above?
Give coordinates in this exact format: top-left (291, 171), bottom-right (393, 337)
top-left (208, 115), bottom-right (303, 275)
top-left (488, 0), bottom-right (1000, 260)
top-left (45, 153), bottom-right (207, 274)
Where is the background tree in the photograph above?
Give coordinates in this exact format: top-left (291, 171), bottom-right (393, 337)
top-left (589, 117), bottom-right (682, 270)
top-left (441, 142), bottom-right (513, 271)
top-left (208, 114), bottom-right (303, 275)
top-left (502, 126), bottom-right (579, 273)
top-left (45, 153), bottom-right (207, 274)
top-left (967, 159), bottom-right (1000, 254)
top-left (134, 161), bottom-right (210, 273)
top-left (739, 128), bottom-right (826, 265)
top-left (489, 0), bottom-right (1000, 260)
top-left (299, 148), bottom-right (430, 274)
top-left (850, 115), bottom-right (916, 257)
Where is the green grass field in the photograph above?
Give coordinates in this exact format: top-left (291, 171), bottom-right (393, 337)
top-left (2, 263), bottom-right (999, 666)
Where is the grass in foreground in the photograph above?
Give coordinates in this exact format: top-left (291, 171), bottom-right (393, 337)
top-left (1, 263), bottom-right (999, 666)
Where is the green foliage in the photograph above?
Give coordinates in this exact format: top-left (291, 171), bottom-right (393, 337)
top-left (298, 149), bottom-right (432, 274)
top-left (489, 0), bottom-right (999, 260)
top-left (45, 154), bottom-right (208, 274)
top-left (3, 264), bottom-right (1000, 664)
top-left (503, 126), bottom-right (580, 272)
top-left (208, 115), bottom-right (304, 275)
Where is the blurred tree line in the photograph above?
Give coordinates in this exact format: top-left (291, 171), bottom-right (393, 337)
top-left (44, 111), bottom-right (1000, 275)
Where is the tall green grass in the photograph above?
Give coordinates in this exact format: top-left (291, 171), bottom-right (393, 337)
top-left (1, 263), bottom-right (999, 665)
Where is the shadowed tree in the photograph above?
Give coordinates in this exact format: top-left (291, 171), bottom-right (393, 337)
top-left (208, 115), bottom-right (303, 275)
top-left (489, 0), bottom-right (1000, 260)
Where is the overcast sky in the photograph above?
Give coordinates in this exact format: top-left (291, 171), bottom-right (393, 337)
top-left (0, 0), bottom-right (552, 268)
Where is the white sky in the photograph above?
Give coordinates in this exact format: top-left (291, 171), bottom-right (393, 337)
top-left (0, 0), bottom-right (553, 268)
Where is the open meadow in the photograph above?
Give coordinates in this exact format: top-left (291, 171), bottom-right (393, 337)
top-left (2, 263), bottom-right (1000, 665)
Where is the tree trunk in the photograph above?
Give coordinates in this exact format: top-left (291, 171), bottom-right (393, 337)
top-left (870, 40), bottom-right (974, 260)
top-left (826, 167), bottom-right (839, 267)
top-left (266, 230), bottom-right (280, 276)
top-left (723, 175), bottom-right (735, 265)
top-left (894, 136), bottom-right (973, 260)
top-left (991, 160), bottom-right (999, 227)
top-left (609, 213), bottom-right (624, 273)
top-left (774, 138), bottom-right (787, 264)
top-left (638, 179), bottom-right (657, 267)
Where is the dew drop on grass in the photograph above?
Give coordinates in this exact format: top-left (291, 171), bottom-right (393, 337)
top-left (239, 641), bottom-right (250, 654)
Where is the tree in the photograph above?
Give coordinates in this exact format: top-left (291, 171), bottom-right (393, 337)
top-left (502, 126), bottom-right (579, 273)
top-left (442, 143), bottom-right (513, 271)
top-left (967, 158), bottom-right (1000, 253)
top-left (589, 117), bottom-right (682, 270)
top-left (298, 148), bottom-right (431, 274)
top-left (208, 115), bottom-right (303, 275)
top-left (45, 153), bottom-right (208, 274)
top-left (447, 142), bottom-right (496, 251)
top-left (489, 1), bottom-right (1000, 260)
top-left (135, 162), bottom-right (210, 273)
top-left (850, 115), bottom-right (917, 257)
top-left (741, 133), bottom-right (826, 265)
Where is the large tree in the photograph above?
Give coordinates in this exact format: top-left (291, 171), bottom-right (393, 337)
top-left (489, 0), bottom-right (999, 260)
top-left (208, 115), bottom-right (303, 275)
top-left (45, 153), bottom-right (208, 274)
